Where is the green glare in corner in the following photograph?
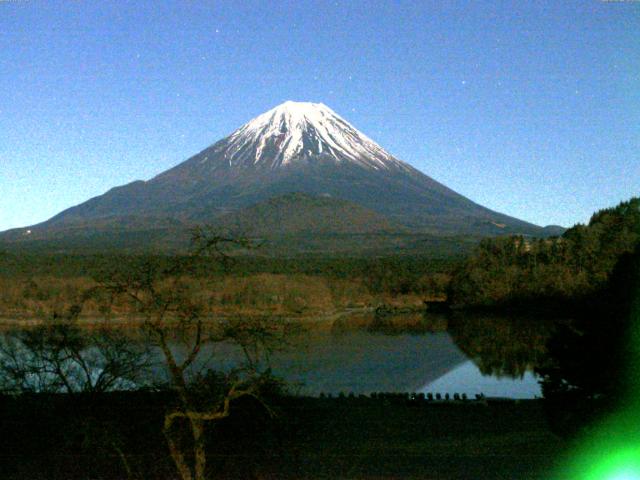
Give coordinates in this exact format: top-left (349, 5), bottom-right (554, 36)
top-left (558, 411), bottom-right (640, 480)
top-left (557, 273), bottom-right (640, 480)
top-left (609, 470), bottom-right (640, 480)
top-left (585, 447), bottom-right (640, 480)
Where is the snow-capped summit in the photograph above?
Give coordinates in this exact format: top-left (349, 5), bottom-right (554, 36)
top-left (206, 101), bottom-right (410, 171)
top-left (12, 100), bottom-right (548, 249)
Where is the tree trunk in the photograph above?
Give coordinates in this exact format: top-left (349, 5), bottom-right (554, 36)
top-left (192, 418), bottom-right (207, 480)
top-left (164, 415), bottom-right (194, 480)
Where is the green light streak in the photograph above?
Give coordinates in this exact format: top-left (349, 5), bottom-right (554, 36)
top-left (556, 265), bottom-right (640, 480)
top-left (576, 444), bottom-right (640, 480)
top-left (557, 411), bottom-right (640, 479)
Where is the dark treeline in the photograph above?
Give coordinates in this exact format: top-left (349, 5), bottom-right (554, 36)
top-left (448, 197), bottom-right (640, 310)
top-left (0, 252), bottom-right (459, 279)
top-left (535, 242), bottom-right (640, 437)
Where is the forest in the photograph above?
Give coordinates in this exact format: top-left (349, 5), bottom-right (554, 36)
top-left (447, 197), bottom-right (640, 310)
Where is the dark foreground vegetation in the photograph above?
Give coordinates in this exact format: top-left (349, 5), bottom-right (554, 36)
top-left (535, 241), bottom-right (640, 438)
top-left (1, 392), bottom-right (565, 480)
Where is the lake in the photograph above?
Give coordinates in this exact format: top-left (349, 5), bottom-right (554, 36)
top-left (151, 311), bottom-right (553, 398)
top-left (0, 311), bottom-right (555, 399)
top-left (254, 328), bottom-right (542, 398)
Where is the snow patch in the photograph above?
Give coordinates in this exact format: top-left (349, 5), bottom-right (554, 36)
top-left (218, 101), bottom-right (412, 171)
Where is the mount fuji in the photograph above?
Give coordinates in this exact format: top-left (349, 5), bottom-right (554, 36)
top-left (1, 101), bottom-right (561, 253)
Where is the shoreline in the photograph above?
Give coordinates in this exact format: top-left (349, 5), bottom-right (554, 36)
top-left (0, 305), bottom-right (399, 329)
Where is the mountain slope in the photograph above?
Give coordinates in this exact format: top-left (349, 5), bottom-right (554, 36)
top-left (216, 192), bottom-right (404, 236)
top-left (1, 101), bottom-right (556, 253)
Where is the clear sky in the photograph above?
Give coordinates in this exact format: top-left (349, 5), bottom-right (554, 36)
top-left (1, 0), bottom-right (638, 231)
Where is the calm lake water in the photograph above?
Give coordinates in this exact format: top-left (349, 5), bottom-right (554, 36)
top-left (0, 311), bottom-right (554, 398)
top-left (156, 311), bottom-right (553, 398)
top-left (255, 329), bottom-right (541, 398)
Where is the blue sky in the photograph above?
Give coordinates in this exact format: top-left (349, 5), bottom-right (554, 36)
top-left (1, 0), bottom-right (638, 231)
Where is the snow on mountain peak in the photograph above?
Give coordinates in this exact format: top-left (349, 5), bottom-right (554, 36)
top-left (216, 101), bottom-right (410, 171)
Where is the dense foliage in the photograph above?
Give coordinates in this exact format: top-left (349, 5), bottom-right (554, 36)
top-left (534, 242), bottom-right (640, 437)
top-left (0, 251), bottom-right (459, 278)
top-left (447, 197), bottom-right (640, 309)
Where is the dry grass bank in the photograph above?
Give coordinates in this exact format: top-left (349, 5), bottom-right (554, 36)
top-left (0, 273), bottom-right (443, 323)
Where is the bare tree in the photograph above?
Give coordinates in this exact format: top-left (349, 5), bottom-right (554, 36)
top-left (95, 230), bottom-right (291, 480)
top-left (0, 304), bottom-right (153, 395)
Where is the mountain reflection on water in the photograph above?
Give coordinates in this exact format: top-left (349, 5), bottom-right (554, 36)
top-left (313, 311), bottom-right (556, 397)
top-left (168, 311), bottom-right (555, 397)
top-left (0, 312), bottom-right (557, 398)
